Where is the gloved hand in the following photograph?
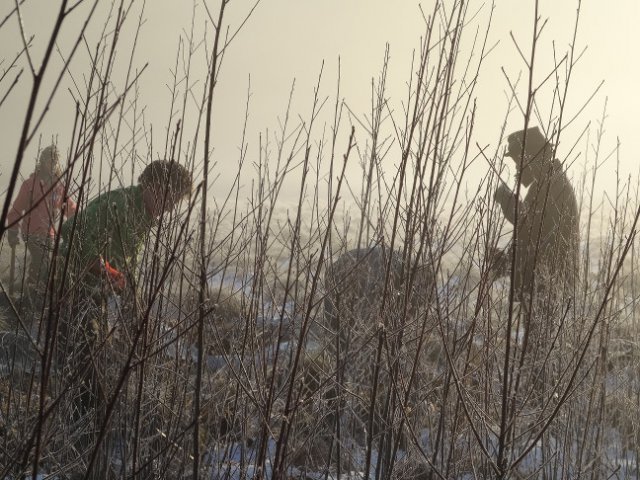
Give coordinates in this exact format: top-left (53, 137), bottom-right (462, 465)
top-left (102, 259), bottom-right (126, 291)
top-left (494, 182), bottom-right (512, 207)
top-left (7, 229), bottom-right (19, 248)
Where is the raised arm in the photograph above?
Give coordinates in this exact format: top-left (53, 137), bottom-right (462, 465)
top-left (494, 182), bottom-right (525, 225)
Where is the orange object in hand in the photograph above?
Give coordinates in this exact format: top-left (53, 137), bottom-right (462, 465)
top-left (102, 258), bottom-right (126, 290)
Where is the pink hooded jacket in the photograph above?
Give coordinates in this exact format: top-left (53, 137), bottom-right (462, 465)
top-left (7, 173), bottom-right (77, 238)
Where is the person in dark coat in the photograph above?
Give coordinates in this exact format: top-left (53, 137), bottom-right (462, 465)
top-left (491, 126), bottom-right (580, 403)
top-left (491, 126), bottom-right (579, 304)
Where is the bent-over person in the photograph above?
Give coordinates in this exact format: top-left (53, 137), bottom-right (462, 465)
top-left (57, 160), bottom-right (192, 412)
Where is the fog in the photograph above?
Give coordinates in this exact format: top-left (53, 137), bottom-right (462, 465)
top-left (0, 0), bottom-right (637, 204)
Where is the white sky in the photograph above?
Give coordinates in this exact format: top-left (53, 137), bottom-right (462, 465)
top-left (0, 0), bottom-right (638, 207)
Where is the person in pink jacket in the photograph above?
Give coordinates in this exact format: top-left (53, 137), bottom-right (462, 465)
top-left (6, 144), bottom-right (77, 290)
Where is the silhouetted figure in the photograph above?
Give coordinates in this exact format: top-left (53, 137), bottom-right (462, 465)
top-left (6, 145), bottom-right (77, 293)
top-left (491, 126), bottom-right (579, 303)
top-left (491, 127), bottom-right (580, 403)
top-left (324, 246), bottom-right (434, 346)
top-left (323, 246), bottom-right (435, 450)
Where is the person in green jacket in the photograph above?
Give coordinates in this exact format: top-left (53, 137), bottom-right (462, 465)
top-left (58, 159), bottom-right (193, 424)
top-left (60, 159), bottom-right (193, 291)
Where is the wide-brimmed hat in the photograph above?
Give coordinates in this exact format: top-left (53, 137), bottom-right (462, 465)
top-left (504, 126), bottom-right (552, 159)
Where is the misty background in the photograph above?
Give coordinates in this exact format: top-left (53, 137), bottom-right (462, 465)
top-left (0, 0), bottom-right (636, 207)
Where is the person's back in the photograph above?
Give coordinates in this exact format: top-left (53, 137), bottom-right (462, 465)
top-left (323, 246), bottom-right (435, 446)
top-left (8, 173), bottom-right (70, 236)
top-left (493, 127), bottom-right (580, 301)
top-left (6, 145), bottom-right (76, 292)
top-left (516, 158), bottom-right (579, 298)
top-left (492, 127), bottom-right (580, 405)
top-left (60, 184), bottom-right (152, 281)
top-left (324, 247), bottom-right (435, 335)
top-left (324, 247), bottom-right (404, 335)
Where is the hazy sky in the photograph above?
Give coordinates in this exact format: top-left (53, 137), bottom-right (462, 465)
top-left (0, 0), bottom-right (638, 206)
